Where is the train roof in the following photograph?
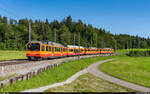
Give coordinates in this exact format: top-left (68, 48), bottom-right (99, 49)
top-left (88, 47), bottom-right (97, 49)
top-left (102, 48), bottom-right (113, 49)
top-left (27, 41), bottom-right (113, 49)
top-left (48, 41), bottom-right (64, 47)
top-left (27, 41), bottom-right (64, 47)
top-left (28, 41), bottom-right (43, 44)
top-left (66, 45), bottom-right (85, 48)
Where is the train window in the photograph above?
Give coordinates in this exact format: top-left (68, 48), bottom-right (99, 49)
top-left (56, 48), bottom-right (58, 52)
top-left (61, 48), bottom-right (63, 52)
top-left (52, 47), bottom-right (54, 53)
top-left (57, 47), bottom-right (59, 52)
top-left (57, 48), bottom-right (58, 52)
top-left (49, 46), bottom-right (51, 52)
top-left (74, 49), bottom-right (76, 53)
top-left (46, 46), bottom-right (49, 51)
top-left (27, 43), bottom-right (40, 51)
top-left (55, 47), bottom-right (57, 52)
top-left (77, 49), bottom-right (79, 52)
top-left (70, 49), bottom-right (74, 52)
top-left (55, 47), bottom-right (60, 52)
top-left (63, 48), bottom-right (65, 52)
top-left (42, 46), bottom-right (45, 51)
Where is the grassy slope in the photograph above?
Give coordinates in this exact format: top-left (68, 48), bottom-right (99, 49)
top-left (0, 50), bottom-right (26, 60)
top-left (45, 73), bottom-right (135, 92)
top-left (100, 56), bottom-right (150, 87)
top-left (0, 55), bottom-right (119, 92)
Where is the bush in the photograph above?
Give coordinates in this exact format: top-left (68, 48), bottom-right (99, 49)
top-left (127, 50), bottom-right (150, 57)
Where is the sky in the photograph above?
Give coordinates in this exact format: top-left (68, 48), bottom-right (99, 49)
top-left (0, 0), bottom-right (150, 38)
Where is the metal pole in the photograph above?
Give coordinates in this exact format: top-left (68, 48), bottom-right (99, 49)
top-left (74, 33), bottom-right (76, 46)
top-left (115, 40), bottom-right (117, 51)
top-left (29, 22), bottom-right (31, 42)
top-left (54, 29), bottom-right (56, 42)
top-left (91, 36), bottom-right (92, 47)
top-left (127, 40), bottom-right (129, 53)
top-left (44, 25), bottom-right (46, 42)
top-left (78, 33), bottom-right (80, 60)
top-left (138, 40), bottom-right (140, 49)
top-left (104, 40), bottom-right (105, 48)
top-left (134, 40), bottom-right (136, 48)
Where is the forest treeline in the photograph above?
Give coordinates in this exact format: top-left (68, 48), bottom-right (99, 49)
top-left (0, 16), bottom-right (150, 50)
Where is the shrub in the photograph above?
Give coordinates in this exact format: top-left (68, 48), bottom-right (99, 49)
top-left (127, 50), bottom-right (150, 57)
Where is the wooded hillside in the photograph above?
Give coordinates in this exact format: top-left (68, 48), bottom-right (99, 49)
top-left (0, 16), bottom-right (149, 50)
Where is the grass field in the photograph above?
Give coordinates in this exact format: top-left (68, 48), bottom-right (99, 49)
top-left (45, 73), bottom-right (134, 92)
top-left (0, 55), bottom-right (119, 92)
top-left (115, 49), bottom-right (150, 53)
top-left (99, 56), bottom-right (150, 87)
top-left (0, 50), bottom-right (26, 60)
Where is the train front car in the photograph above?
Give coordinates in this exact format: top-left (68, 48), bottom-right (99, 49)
top-left (26, 41), bottom-right (42, 60)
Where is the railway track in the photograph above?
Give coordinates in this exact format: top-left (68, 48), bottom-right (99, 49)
top-left (0, 56), bottom-right (75, 66)
top-left (0, 59), bottom-right (30, 66)
top-left (0, 54), bottom-right (114, 66)
top-left (0, 56), bottom-right (71, 66)
top-left (0, 59), bottom-right (28, 63)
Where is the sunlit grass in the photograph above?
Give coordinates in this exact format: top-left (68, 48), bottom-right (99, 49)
top-left (0, 55), bottom-right (119, 92)
top-left (45, 73), bottom-right (135, 92)
top-left (100, 56), bottom-right (150, 87)
top-left (0, 50), bottom-right (26, 60)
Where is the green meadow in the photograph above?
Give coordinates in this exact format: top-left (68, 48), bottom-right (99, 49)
top-left (0, 50), bottom-right (26, 60)
top-left (100, 55), bottom-right (150, 87)
top-left (45, 73), bottom-right (134, 92)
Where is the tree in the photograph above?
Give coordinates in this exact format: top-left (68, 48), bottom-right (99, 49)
top-left (59, 24), bottom-right (71, 45)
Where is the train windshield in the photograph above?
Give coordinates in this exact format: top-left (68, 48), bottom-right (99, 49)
top-left (27, 43), bottom-right (40, 51)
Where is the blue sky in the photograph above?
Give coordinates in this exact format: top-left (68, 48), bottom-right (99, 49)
top-left (0, 0), bottom-right (150, 38)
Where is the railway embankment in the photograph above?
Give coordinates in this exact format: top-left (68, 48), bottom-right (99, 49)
top-left (0, 55), bottom-right (102, 77)
top-left (0, 54), bottom-right (115, 92)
